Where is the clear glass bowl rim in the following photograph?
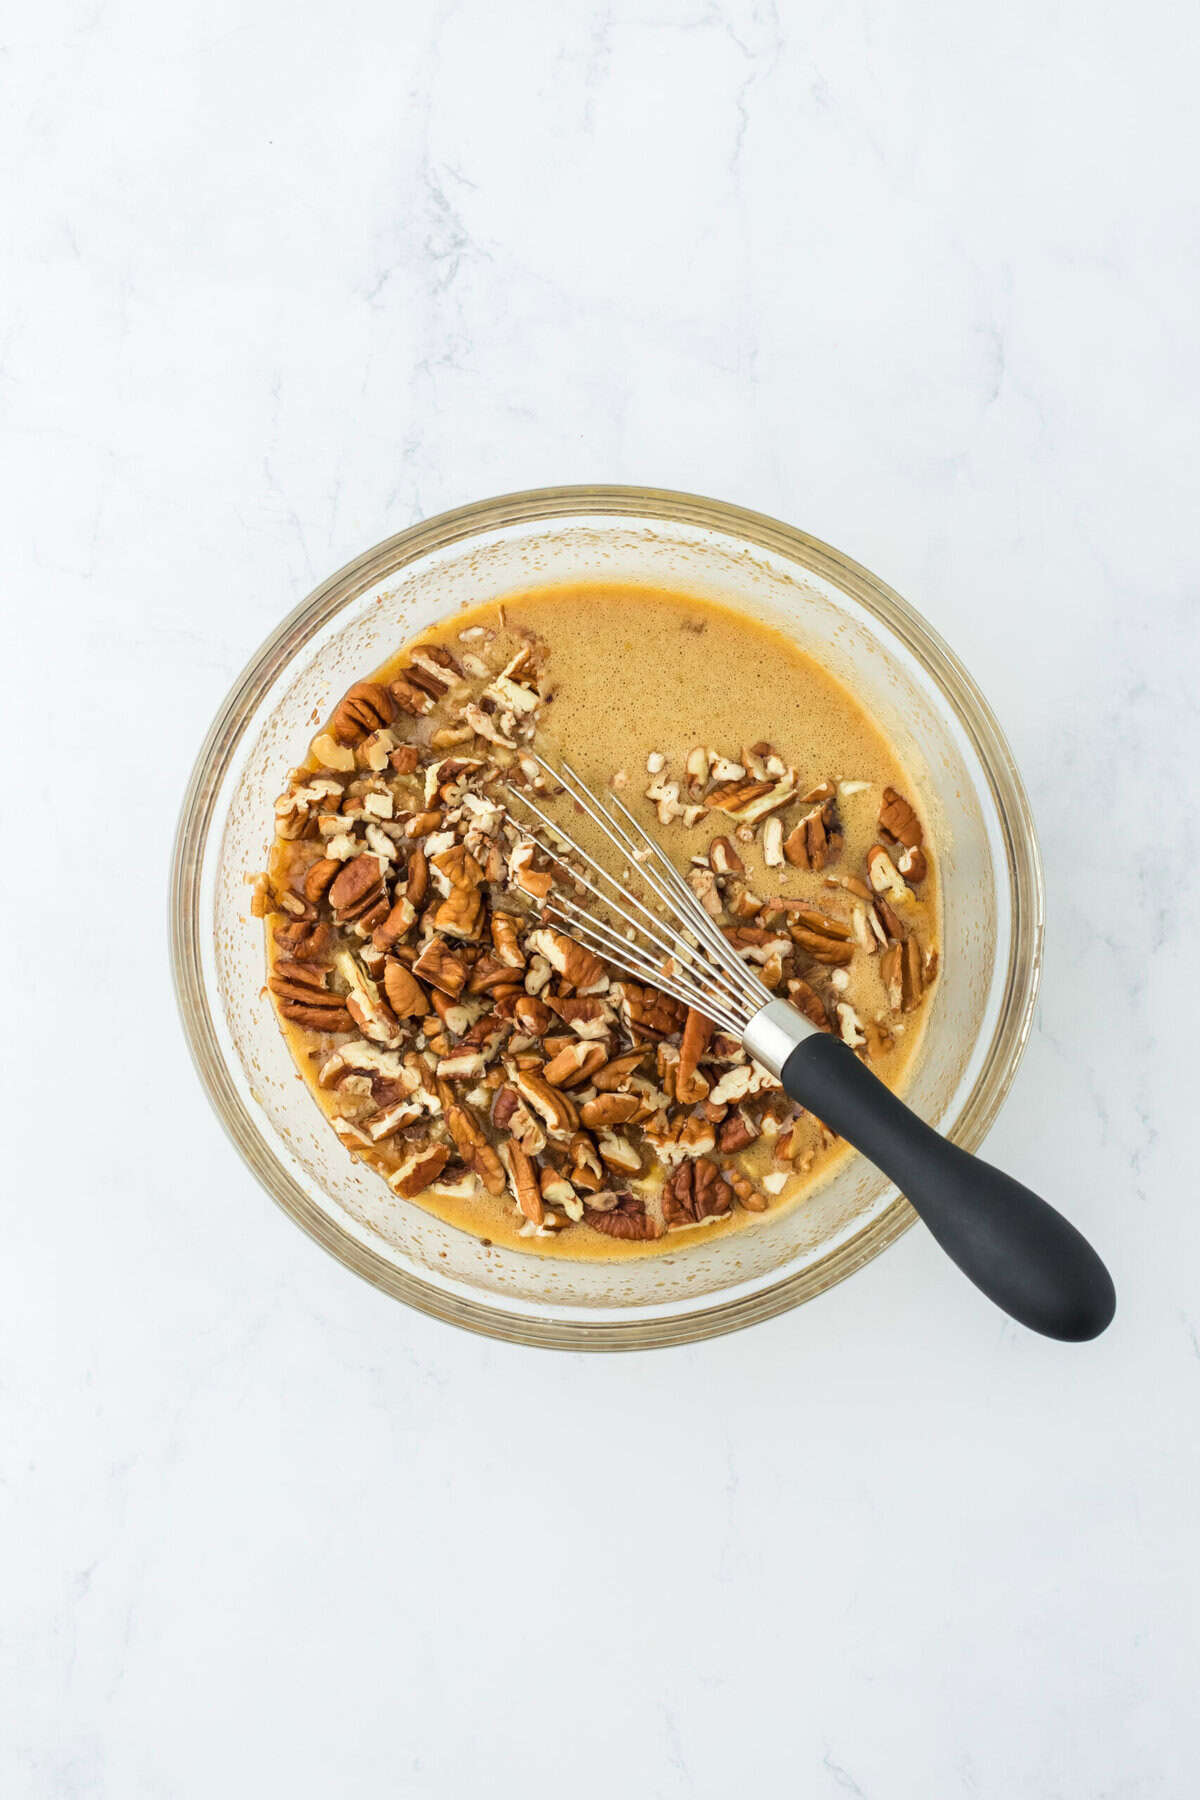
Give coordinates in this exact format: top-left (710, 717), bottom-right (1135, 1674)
top-left (170, 485), bottom-right (1045, 1350)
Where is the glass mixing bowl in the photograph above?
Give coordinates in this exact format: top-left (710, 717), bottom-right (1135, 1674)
top-left (171, 487), bottom-right (1043, 1348)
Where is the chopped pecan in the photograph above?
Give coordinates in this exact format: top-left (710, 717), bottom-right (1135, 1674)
top-left (389, 743), bottom-right (420, 775)
top-left (526, 928), bottom-right (608, 994)
top-left (542, 1041), bottom-right (607, 1088)
top-left (878, 787), bottom-right (923, 849)
top-left (543, 995), bottom-right (612, 1038)
top-left (389, 670), bottom-right (436, 715)
top-left (491, 1084), bottom-right (521, 1129)
top-left (663, 1157), bottom-right (733, 1226)
top-left (329, 856), bottom-right (389, 931)
top-left (596, 1128), bottom-right (642, 1175)
top-left (786, 907), bottom-right (854, 967)
top-left (583, 1194), bottom-right (661, 1240)
top-left (513, 1068), bottom-right (578, 1136)
top-left (676, 1008), bottom-right (715, 1105)
top-left (901, 936), bottom-right (924, 1011)
top-left (432, 883), bottom-right (484, 941)
top-left (579, 1093), bottom-right (640, 1129)
top-left (336, 951), bottom-right (401, 1046)
top-left (382, 959), bottom-right (430, 1018)
top-left (612, 982), bottom-right (686, 1040)
top-left (783, 798), bottom-right (843, 871)
top-left (304, 857), bottom-right (341, 905)
top-left (412, 936), bottom-right (468, 997)
top-left (389, 1143), bottom-right (451, 1198)
top-left (273, 919), bottom-right (333, 964)
top-left (405, 845), bottom-right (429, 909)
top-left (329, 682), bottom-right (395, 744)
top-left (490, 913), bottom-right (525, 968)
top-left (717, 1108), bottom-right (758, 1152)
top-left (727, 1170), bottom-right (768, 1212)
top-left (836, 1002), bottom-right (867, 1049)
top-left (703, 777), bottom-right (774, 816)
top-left (561, 1131), bottom-right (604, 1191)
top-left (896, 843), bottom-right (928, 885)
top-left (501, 1141), bottom-right (544, 1224)
top-left (786, 976), bottom-right (830, 1030)
top-left (512, 993), bottom-right (553, 1035)
top-left (445, 1101), bottom-right (506, 1195)
top-left (372, 894), bottom-right (416, 951)
top-left (590, 1047), bottom-right (648, 1092)
top-left (708, 835), bottom-right (744, 876)
top-left (268, 961), bottom-right (354, 1032)
top-left (866, 845), bottom-right (912, 904)
top-left (468, 954), bottom-right (522, 999)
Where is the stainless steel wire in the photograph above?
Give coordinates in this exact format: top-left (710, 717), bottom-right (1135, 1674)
top-left (503, 755), bottom-right (770, 1034)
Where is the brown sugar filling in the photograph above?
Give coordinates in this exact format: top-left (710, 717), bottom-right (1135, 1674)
top-left (253, 583), bottom-right (939, 1259)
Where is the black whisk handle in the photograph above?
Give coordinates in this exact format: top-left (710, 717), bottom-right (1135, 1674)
top-left (779, 1034), bottom-right (1115, 1341)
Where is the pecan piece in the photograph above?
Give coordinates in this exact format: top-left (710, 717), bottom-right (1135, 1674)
top-left (412, 936), bottom-right (468, 997)
top-left (786, 907), bottom-right (854, 967)
top-left (590, 1047), bottom-right (648, 1092)
top-left (783, 799), bottom-right (843, 871)
top-left (388, 1143), bottom-right (450, 1199)
top-left (513, 1068), bottom-right (578, 1135)
top-left (329, 681), bottom-right (395, 744)
top-left (612, 981), bottom-right (686, 1040)
top-left (579, 1093), bottom-right (640, 1129)
top-left (566, 1131), bottom-right (606, 1193)
top-left (878, 787), bottom-right (923, 849)
top-left (500, 1141), bottom-right (543, 1224)
top-left (662, 1157), bottom-right (733, 1226)
top-left (676, 1008), bottom-right (715, 1105)
top-left (896, 843), bottom-right (928, 885)
top-left (727, 1169), bottom-right (768, 1213)
top-left (708, 835), bottom-right (744, 876)
top-left (490, 913), bottom-right (525, 968)
top-left (717, 1108), bottom-right (758, 1153)
top-left (372, 894), bottom-right (416, 951)
top-left (303, 857), bottom-right (341, 905)
top-left (526, 928), bottom-right (609, 995)
top-left (272, 919), bottom-right (333, 964)
top-left (786, 976), bottom-right (829, 1031)
top-left (405, 845), bottom-right (429, 909)
top-left (512, 993), bottom-right (553, 1036)
top-left (583, 1194), bottom-right (661, 1240)
top-left (866, 845), bottom-right (912, 904)
top-left (445, 1101), bottom-right (506, 1195)
top-left (389, 670), bottom-right (436, 715)
top-left (329, 856), bottom-right (389, 930)
top-left (432, 883), bottom-right (484, 942)
top-left (901, 935), bottom-right (924, 1012)
top-left (542, 1041), bottom-right (607, 1088)
top-left (268, 961), bottom-right (354, 1033)
top-left (382, 959), bottom-right (430, 1018)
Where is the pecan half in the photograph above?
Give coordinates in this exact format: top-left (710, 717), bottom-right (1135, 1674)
top-left (590, 1047), bottom-right (648, 1092)
top-left (662, 1157), bottom-right (734, 1226)
top-left (526, 928), bottom-right (608, 994)
top-left (329, 682), bottom-right (395, 744)
top-left (717, 1108), bottom-right (758, 1152)
top-left (268, 961), bottom-right (353, 1032)
top-left (583, 1194), bottom-right (661, 1240)
top-left (878, 786), bottom-right (923, 849)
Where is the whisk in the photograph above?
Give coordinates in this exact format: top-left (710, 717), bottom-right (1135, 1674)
top-left (508, 754), bottom-right (1115, 1342)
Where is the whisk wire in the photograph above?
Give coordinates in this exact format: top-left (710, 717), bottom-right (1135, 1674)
top-left (505, 755), bottom-right (768, 1031)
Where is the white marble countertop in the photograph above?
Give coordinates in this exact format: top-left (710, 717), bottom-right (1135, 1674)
top-left (5, 2), bottom-right (1198, 1794)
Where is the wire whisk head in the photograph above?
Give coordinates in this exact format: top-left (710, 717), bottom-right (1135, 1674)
top-left (504, 754), bottom-right (769, 1038)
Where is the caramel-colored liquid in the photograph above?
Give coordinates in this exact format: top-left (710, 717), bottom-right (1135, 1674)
top-left (273, 582), bottom-right (937, 1259)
